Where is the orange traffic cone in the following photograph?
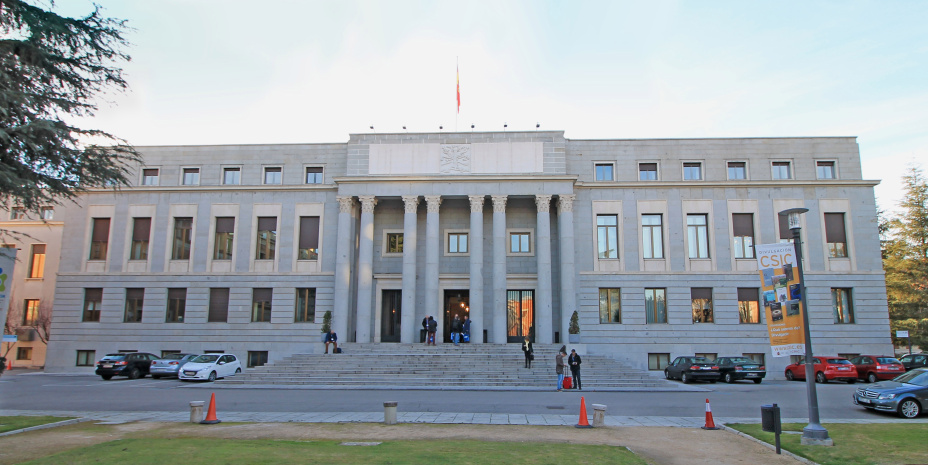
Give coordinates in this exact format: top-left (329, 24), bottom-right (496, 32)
top-left (575, 396), bottom-right (593, 428)
top-left (702, 398), bottom-right (719, 430)
top-left (200, 392), bottom-right (221, 424)
top-left (6, 359), bottom-right (11, 371)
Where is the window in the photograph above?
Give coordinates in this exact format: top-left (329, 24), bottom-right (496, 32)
top-left (695, 352), bottom-right (717, 361)
top-left (599, 288), bottom-right (621, 323)
top-left (648, 353), bottom-right (670, 370)
top-left (448, 232), bottom-right (468, 253)
top-left (832, 288), bottom-right (854, 324)
top-left (76, 350), bottom-right (95, 366)
top-left (141, 168), bottom-right (159, 186)
top-left (40, 207), bottom-right (54, 220)
top-left (816, 161), bottom-right (836, 179)
top-left (83, 288), bottom-right (102, 322)
top-left (824, 213), bottom-right (848, 258)
top-left (263, 167), bottom-right (282, 185)
top-left (256, 217), bottom-right (277, 259)
top-left (686, 214), bottom-right (709, 259)
top-left (683, 162), bottom-right (702, 180)
top-left (171, 217), bottom-right (193, 260)
top-left (727, 162), bottom-right (746, 180)
top-left (305, 167), bottom-right (323, 184)
top-left (744, 353), bottom-right (765, 365)
top-left (29, 244), bottom-right (46, 278)
top-left (510, 232), bottom-right (531, 254)
top-left (645, 288), bottom-right (666, 324)
top-left (182, 168), bottom-right (200, 185)
top-left (22, 299), bottom-right (39, 325)
top-left (223, 167), bottom-right (241, 185)
top-left (130, 218), bottom-right (151, 260)
top-left (88, 217), bottom-right (111, 260)
top-left (11, 207), bottom-right (25, 220)
top-left (208, 288), bottom-right (229, 322)
top-left (295, 288), bottom-right (316, 323)
top-left (248, 351), bottom-right (269, 368)
top-left (298, 216), bottom-right (320, 260)
top-left (166, 288), bottom-right (186, 323)
top-left (639, 163), bottom-right (658, 181)
top-left (252, 288), bottom-right (272, 322)
top-left (732, 213), bottom-right (755, 259)
top-left (124, 288), bottom-right (144, 322)
top-left (642, 214), bottom-right (664, 259)
top-left (213, 217), bottom-right (235, 260)
top-left (597, 215), bottom-right (618, 259)
top-left (691, 288), bottom-right (713, 323)
top-left (384, 232), bottom-right (404, 255)
top-left (772, 162), bottom-right (792, 180)
top-left (17, 347), bottom-right (32, 361)
top-left (738, 288), bottom-right (761, 324)
top-left (594, 163), bottom-right (614, 181)
top-left (778, 213), bottom-right (793, 244)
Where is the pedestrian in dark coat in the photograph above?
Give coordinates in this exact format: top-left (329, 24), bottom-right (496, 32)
top-left (555, 350), bottom-right (566, 391)
top-left (451, 315), bottom-right (462, 345)
top-left (462, 315), bottom-right (472, 342)
top-left (427, 316), bottom-right (437, 345)
top-left (568, 349), bottom-right (582, 390)
top-left (521, 337), bottom-right (534, 368)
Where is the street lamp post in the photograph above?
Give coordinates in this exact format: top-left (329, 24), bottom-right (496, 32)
top-left (779, 207), bottom-right (832, 446)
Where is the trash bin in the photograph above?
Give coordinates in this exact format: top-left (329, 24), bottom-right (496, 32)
top-left (761, 404), bottom-right (781, 434)
top-left (420, 329), bottom-right (427, 343)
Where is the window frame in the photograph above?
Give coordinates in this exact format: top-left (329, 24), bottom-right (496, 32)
top-left (686, 214), bottom-right (710, 259)
top-left (171, 217), bottom-right (193, 260)
top-left (737, 288), bottom-right (761, 324)
top-left (691, 287), bottom-right (713, 323)
top-left (596, 215), bottom-right (619, 259)
top-left (638, 162), bottom-right (659, 181)
top-left (641, 214), bottom-right (664, 259)
top-left (771, 161), bottom-right (792, 180)
top-left (141, 168), bottom-right (160, 186)
top-left (644, 288), bottom-right (667, 324)
top-left (213, 217), bottom-right (235, 260)
top-left (824, 212), bottom-right (848, 258)
top-left (22, 299), bottom-right (39, 326)
top-left (124, 288), bottom-right (144, 323)
top-left (682, 162), bottom-right (703, 181)
top-left (17, 346), bottom-right (32, 360)
top-left (507, 229), bottom-right (534, 256)
top-left (816, 160), bottom-right (837, 180)
top-left (11, 207), bottom-right (25, 220)
top-left (648, 353), bottom-right (670, 371)
top-left (255, 216), bottom-right (278, 260)
top-left (29, 243), bottom-right (46, 278)
top-left (82, 288), bottom-right (102, 322)
top-left (130, 217), bottom-right (151, 261)
top-left (222, 166), bottom-right (242, 185)
top-left (594, 162), bottom-right (615, 181)
top-left (298, 216), bottom-right (321, 260)
top-left (732, 213), bottom-right (755, 259)
top-left (208, 288), bottom-right (230, 323)
top-left (252, 288), bottom-right (273, 322)
top-left (294, 288), bottom-right (316, 323)
top-left (247, 351), bottom-right (269, 368)
top-left (599, 288), bottom-right (621, 324)
top-left (76, 350), bottom-right (96, 366)
top-left (832, 288), bottom-right (854, 324)
top-left (263, 166), bottom-right (282, 185)
top-left (727, 161), bottom-right (747, 180)
top-left (445, 230), bottom-right (470, 256)
top-left (166, 288), bottom-right (187, 323)
top-left (40, 207), bottom-right (54, 220)
top-left (181, 167), bottom-right (201, 186)
top-left (89, 217), bottom-right (110, 261)
top-left (304, 166), bottom-right (324, 184)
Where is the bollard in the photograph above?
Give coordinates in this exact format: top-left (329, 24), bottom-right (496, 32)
top-left (189, 401), bottom-right (205, 424)
top-left (592, 404), bottom-right (607, 427)
top-left (383, 401), bottom-right (398, 425)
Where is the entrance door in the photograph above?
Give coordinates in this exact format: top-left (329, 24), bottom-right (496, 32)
top-left (443, 290), bottom-right (469, 343)
top-left (381, 290), bottom-right (402, 343)
top-left (507, 290), bottom-right (534, 343)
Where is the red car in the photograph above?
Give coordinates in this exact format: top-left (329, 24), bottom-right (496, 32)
top-left (849, 355), bottom-right (905, 383)
top-left (784, 356), bottom-right (857, 384)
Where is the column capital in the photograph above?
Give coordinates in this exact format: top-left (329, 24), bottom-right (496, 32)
top-left (558, 194), bottom-right (576, 213)
top-left (336, 196), bottom-right (355, 213)
top-left (424, 195), bottom-right (442, 213)
top-left (402, 195), bottom-right (419, 213)
top-left (491, 195), bottom-right (508, 213)
top-left (358, 195), bottom-right (378, 214)
top-left (468, 195), bottom-right (485, 213)
top-left (535, 194), bottom-right (553, 213)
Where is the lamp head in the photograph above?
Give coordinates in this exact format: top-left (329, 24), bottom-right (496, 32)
top-left (779, 207), bottom-right (809, 230)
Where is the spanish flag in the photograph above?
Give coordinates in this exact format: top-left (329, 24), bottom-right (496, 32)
top-left (456, 63), bottom-right (460, 114)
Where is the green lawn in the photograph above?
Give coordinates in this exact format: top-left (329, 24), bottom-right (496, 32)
top-left (728, 423), bottom-right (928, 465)
top-left (0, 416), bottom-right (74, 434)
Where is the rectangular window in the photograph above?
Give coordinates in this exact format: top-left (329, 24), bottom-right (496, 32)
top-left (824, 213), bottom-right (848, 258)
top-left (639, 163), bottom-right (658, 181)
top-left (76, 350), bottom-right (96, 366)
top-left (252, 288), bottom-right (272, 322)
top-left (696, 352), bottom-right (717, 361)
top-left (214, 217), bottom-right (235, 260)
top-left (263, 167), bottom-right (282, 185)
top-left (816, 161), bottom-right (836, 179)
top-left (683, 162), bottom-right (702, 180)
top-left (223, 167), bottom-right (241, 185)
top-left (83, 288), bottom-right (102, 322)
top-left (832, 288), bottom-right (854, 324)
top-left (16, 347), bottom-right (32, 361)
top-left (510, 232), bottom-right (531, 253)
top-left (89, 218), bottom-right (110, 260)
top-left (385, 232), bottom-right (404, 254)
top-left (208, 288), bottom-right (229, 322)
top-left (171, 217), bottom-right (193, 260)
top-left (448, 233), bottom-right (468, 253)
top-left (687, 214), bottom-right (709, 259)
top-left (648, 353), bottom-right (670, 370)
top-left (182, 168), bottom-right (200, 185)
top-left (298, 216), bottom-right (320, 260)
top-left (305, 167), bottom-right (323, 184)
top-left (642, 214), bottom-right (664, 259)
top-left (161, 350), bottom-right (181, 358)
top-left (295, 288), bottom-right (316, 323)
top-left (727, 162), bottom-right (746, 180)
top-left (778, 213), bottom-right (793, 243)
top-left (11, 207), bottom-right (25, 220)
top-left (645, 288), bottom-right (667, 323)
top-left (130, 217), bottom-right (151, 260)
top-left (248, 351), bottom-right (269, 368)
top-left (256, 217), bottom-right (277, 259)
top-left (738, 288), bottom-right (761, 324)
top-left (124, 288), bottom-right (144, 322)
top-left (29, 244), bottom-right (46, 278)
top-left (166, 288), bottom-right (186, 323)
top-left (22, 299), bottom-right (39, 325)
top-left (595, 163), bottom-right (614, 181)
top-left (40, 207), bottom-right (54, 220)
top-left (732, 213), bottom-right (755, 259)
top-left (599, 288), bottom-right (621, 323)
top-left (744, 353), bottom-right (765, 365)
top-left (141, 168), bottom-right (159, 186)
top-left (597, 215), bottom-right (618, 259)
top-left (772, 162), bottom-right (792, 180)
top-left (691, 288), bottom-right (713, 323)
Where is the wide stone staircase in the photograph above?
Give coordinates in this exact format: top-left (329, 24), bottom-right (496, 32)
top-left (220, 343), bottom-right (677, 390)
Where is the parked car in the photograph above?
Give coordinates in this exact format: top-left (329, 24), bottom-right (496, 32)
top-left (149, 353), bottom-right (197, 379)
top-left (899, 353), bottom-right (928, 371)
top-left (853, 368), bottom-right (928, 418)
top-left (848, 355), bottom-right (905, 383)
top-left (178, 354), bottom-right (242, 382)
top-left (784, 356), bottom-right (857, 384)
top-left (95, 353), bottom-right (160, 380)
top-left (715, 356), bottom-right (766, 384)
top-left (664, 356), bottom-right (720, 384)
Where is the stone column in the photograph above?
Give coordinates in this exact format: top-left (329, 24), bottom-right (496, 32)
top-left (468, 195), bottom-right (485, 344)
top-left (491, 195), bottom-right (508, 343)
top-left (333, 196), bottom-right (355, 340)
top-left (400, 195), bottom-right (419, 343)
top-left (535, 194), bottom-right (554, 344)
top-left (558, 194), bottom-right (577, 343)
top-left (355, 195), bottom-right (377, 343)
top-left (424, 195), bottom-right (442, 342)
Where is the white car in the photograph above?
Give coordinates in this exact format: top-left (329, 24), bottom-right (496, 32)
top-left (178, 354), bottom-right (242, 382)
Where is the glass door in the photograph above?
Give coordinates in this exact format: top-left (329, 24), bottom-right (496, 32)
top-left (381, 290), bottom-right (401, 343)
top-left (507, 290), bottom-right (534, 343)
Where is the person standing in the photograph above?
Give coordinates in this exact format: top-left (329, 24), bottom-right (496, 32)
top-left (521, 337), bottom-right (534, 368)
top-left (451, 315), bottom-right (462, 345)
top-left (568, 349), bottom-right (582, 390)
top-left (427, 316), bottom-right (437, 345)
top-left (324, 330), bottom-right (338, 354)
top-left (421, 316), bottom-right (429, 344)
top-left (555, 349), bottom-right (566, 391)
top-left (462, 315), bottom-right (472, 343)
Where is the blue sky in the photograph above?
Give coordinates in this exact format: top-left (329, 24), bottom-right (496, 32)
top-left (56, 1), bottom-right (927, 212)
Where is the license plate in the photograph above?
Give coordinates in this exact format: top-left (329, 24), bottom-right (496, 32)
top-left (746, 373), bottom-right (758, 377)
top-left (102, 364), bottom-right (112, 368)
top-left (858, 398), bottom-right (870, 404)
top-left (700, 367), bottom-right (711, 370)
top-left (183, 371), bottom-right (196, 376)
top-left (838, 367), bottom-right (849, 370)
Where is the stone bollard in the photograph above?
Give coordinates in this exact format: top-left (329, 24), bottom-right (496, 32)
top-left (592, 404), bottom-right (607, 427)
top-left (383, 401), bottom-right (398, 425)
top-left (189, 401), bottom-right (205, 424)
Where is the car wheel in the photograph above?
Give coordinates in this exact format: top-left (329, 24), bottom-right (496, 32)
top-left (815, 372), bottom-right (827, 384)
top-left (681, 373), bottom-right (691, 384)
top-left (785, 371), bottom-right (794, 381)
top-left (101, 374), bottom-right (113, 381)
top-left (664, 370), bottom-right (672, 380)
top-left (127, 368), bottom-right (141, 380)
top-left (867, 373), bottom-right (878, 383)
top-left (708, 379), bottom-right (717, 384)
top-left (151, 375), bottom-right (161, 380)
top-left (207, 371), bottom-right (217, 382)
top-left (724, 373), bottom-right (734, 384)
top-left (898, 399), bottom-right (921, 419)
top-left (847, 379), bottom-right (856, 384)
top-left (753, 378), bottom-right (762, 384)
top-left (235, 368), bottom-right (242, 375)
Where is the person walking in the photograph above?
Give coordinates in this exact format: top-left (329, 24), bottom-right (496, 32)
top-left (521, 337), bottom-right (534, 368)
top-left (451, 315), bottom-right (462, 345)
top-left (462, 315), bottom-right (472, 343)
top-left (555, 349), bottom-right (566, 391)
top-left (568, 348), bottom-right (582, 390)
top-left (427, 316), bottom-right (437, 345)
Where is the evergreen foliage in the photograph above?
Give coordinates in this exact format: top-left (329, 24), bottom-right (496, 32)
top-left (568, 310), bottom-right (580, 334)
top-left (321, 310), bottom-right (331, 333)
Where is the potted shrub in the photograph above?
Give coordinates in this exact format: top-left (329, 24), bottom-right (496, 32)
top-left (568, 310), bottom-right (580, 343)
top-left (321, 310), bottom-right (332, 342)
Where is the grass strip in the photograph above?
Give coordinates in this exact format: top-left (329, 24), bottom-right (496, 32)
top-left (0, 416), bottom-right (75, 434)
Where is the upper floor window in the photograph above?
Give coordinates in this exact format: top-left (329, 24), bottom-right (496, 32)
top-left (263, 167), bottom-right (282, 185)
top-left (214, 217), bottom-right (235, 260)
top-left (40, 207), bottom-right (54, 220)
top-left (11, 207), bottom-right (25, 220)
top-left (778, 213), bottom-right (794, 244)
top-left (732, 213), bottom-right (755, 259)
top-left (599, 288), bottom-right (621, 323)
top-left (182, 168), bottom-right (200, 185)
top-left (141, 168), bottom-right (160, 186)
top-left (738, 288), bottom-right (761, 324)
top-left (771, 162), bottom-right (792, 180)
top-left (124, 288), bottom-right (144, 322)
top-left (691, 288), bottom-right (713, 323)
top-left (832, 288), bottom-right (854, 323)
top-left (256, 217), bottom-right (277, 260)
top-left (82, 288), bottom-right (102, 322)
top-left (130, 217), bottom-right (151, 261)
top-left (594, 163), bottom-right (614, 181)
top-left (642, 214), bottom-right (664, 259)
top-left (824, 213), bottom-right (848, 258)
top-left (448, 232), bottom-right (468, 254)
top-left (305, 167), bottom-right (324, 184)
top-left (385, 232), bottom-right (403, 255)
top-left (686, 214), bottom-right (709, 259)
top-left (597, 215), bottom-right (618, 259)
top-left (298, 216), bottom-right (320, 260)
top-left (171, 217), bottom-right (193, 260)
top-left (510, 232), bottom-right (531, 254)
top-left (683, 162), bottom-right (703, 180)
top-left (22, 299), bottom-right (39, 325)
top-left (29, 244), bottom-right (46, 278)
top-left (208, 288), bottom-right (229, 323)
top-left (89, 218), bottom-right (110, 260)
top-left (639, 163), bottom-right (658, 181)
top-left (816, 161), bottom-right (836, 179)
top-left (728, 162), bottom-right (747, 180)
top-left (295, 288), bottom-right (316, 323)
top-left (223, 167), bottom-right (241, 185)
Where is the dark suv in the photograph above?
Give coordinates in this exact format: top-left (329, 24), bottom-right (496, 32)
top-left (95, 353), bottom-right (160, 380)
top-left (899, 353), bottom-right (928, 371)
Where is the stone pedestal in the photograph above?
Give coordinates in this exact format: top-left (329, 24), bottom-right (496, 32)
top-left (189, 401), bottom-right (205, 423)
top-left (592, 404), bottom-right (606, 427)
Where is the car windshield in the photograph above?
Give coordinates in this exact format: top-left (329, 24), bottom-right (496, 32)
top-left (827, 359), bottom-right (851, 364)
top-left (877, 357), bottom-right (901, 364)
top-left (101, 354), bottom-right (125, 361)
top-left (728, 357), bottom-right (755, 364)
top-left (191, 355), bottom-right (220, 363)
top-left (893, 370), bottom-right (928, 386)
top-left (163, 353), bottom-right (187, 360)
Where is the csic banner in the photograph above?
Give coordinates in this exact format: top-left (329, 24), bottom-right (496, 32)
top-left (0, 248), bottom-right (18, 337)
top-left (755, 243), bottom-right (806, 357)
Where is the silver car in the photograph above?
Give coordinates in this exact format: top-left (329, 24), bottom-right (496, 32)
top-left (149, 353), bottom-right (197, 379)
top-left (853, 368), bottom-right (928, 418)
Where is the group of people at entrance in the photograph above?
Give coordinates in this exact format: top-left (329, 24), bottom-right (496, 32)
top-left (421, 315), bottom-right (471, 345)
top-left (521, 340), bottom-right (581, 391)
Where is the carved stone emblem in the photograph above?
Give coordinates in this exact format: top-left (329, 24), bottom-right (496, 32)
top-left (440, 144), bottom-right (471, 174)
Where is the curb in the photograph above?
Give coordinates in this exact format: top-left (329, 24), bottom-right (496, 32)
top-left (719, 424), bottom-right (819, 465)
top-left (0, 418), bottom-right (91, 437)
